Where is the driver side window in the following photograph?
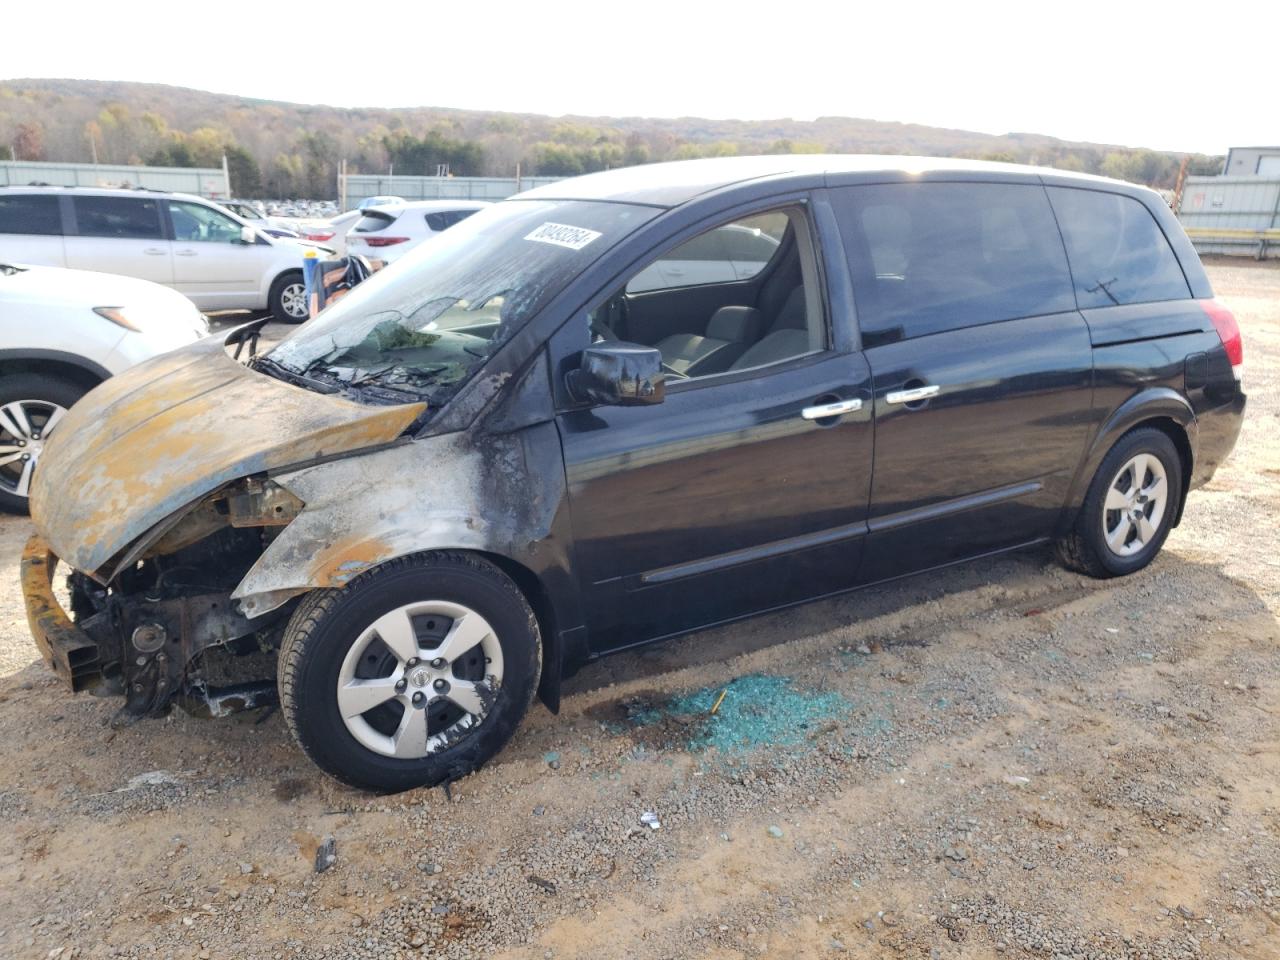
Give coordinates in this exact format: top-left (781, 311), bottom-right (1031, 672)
top-left (591, 205), bottom-right (827, 383)
top-left (170, 201), bottom-right (245, 243)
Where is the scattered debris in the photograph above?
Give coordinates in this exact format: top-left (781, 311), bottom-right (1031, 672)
top-left (640, 811), bottom-right (661, 831)
top-left (768, 825), bottom-right (784, 839)
top-left (709, 688), bottom-right (728, 715)
top-left (314, 836), bottom-right (336, 874)
top-left (527, 874), bottom-right (556, 894)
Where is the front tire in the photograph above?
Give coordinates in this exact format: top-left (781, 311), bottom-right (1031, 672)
top-left (268, 271), bottom-right (308, 324)
top-left (1056, 427), bottom-right (1183, 578)
top-left (277, 552), bottom-right (541, 793)
top-left (0, 373), bottom-right (86, 515)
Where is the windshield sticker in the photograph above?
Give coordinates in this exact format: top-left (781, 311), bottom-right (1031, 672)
top-left (524, 222), bottom-right (602, 251)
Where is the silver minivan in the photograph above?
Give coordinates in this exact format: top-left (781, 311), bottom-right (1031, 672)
top-left (0, 186), bottom-right (321, 321)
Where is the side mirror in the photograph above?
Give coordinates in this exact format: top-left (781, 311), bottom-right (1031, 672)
top-left (239, 225), bottom-right (257, 245)
top-left (566, 342), bottom-right (665, 407)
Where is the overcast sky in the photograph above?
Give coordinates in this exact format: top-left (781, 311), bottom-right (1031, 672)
top-left (3, 0), bottom-right (1269, 155)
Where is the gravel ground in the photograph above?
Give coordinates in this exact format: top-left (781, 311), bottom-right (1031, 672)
top-left (0, 260), bottom-right (1277, 960)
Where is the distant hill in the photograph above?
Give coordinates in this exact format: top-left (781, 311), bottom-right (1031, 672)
top-left (0, 78), bottom-right (1223, 199)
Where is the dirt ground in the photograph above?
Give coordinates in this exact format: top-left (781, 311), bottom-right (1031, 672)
top-left (0, 260), bottom-right (1277, 960)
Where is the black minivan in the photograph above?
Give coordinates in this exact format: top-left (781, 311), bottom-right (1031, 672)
top-left (23, 156), bottom-right (1245, 791)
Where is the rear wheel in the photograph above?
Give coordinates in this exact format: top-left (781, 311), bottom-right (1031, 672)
top-left (277, 552), bottom-right (541, 792)
top-left (269, 271), bottom-right (308, 324)
top-left (1057, 427), bottom-right (1183, 578)
top-left (0, 373), bottom-right (86, 515)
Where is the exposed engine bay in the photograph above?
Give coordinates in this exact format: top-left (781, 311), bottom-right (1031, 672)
top-left (30, 477), bottom-right (305, 720)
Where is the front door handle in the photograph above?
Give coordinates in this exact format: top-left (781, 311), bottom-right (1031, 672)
top-left (885, 384), bottom-right (940, 405)
top-left (175, 249), bottom-right (198, 257)
top-left (142, 247), bottom-right (166, 255)
top-left (801, 397), bottom-right (862, 420)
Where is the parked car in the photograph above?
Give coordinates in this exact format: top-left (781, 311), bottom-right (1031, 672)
top-left (345, 199), bottom-right (490, 264)
top-left (296, 210), bottom-right (362, 258)
top-left (0, 186), bottom-right (327, 322)
top-left (21, 156), bottom-right (1244, 792)
top-left (0, 261), bottom-right (208, 513)
top-left (218, 200), bottom-right (300, 240)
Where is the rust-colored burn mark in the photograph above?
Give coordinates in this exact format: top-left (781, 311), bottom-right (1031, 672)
top-left (29, 338), bottom-right (424, 576)
top-left (21, 535), bottom-right (99, 691)
top-left (309, 534), bottom-right (397, 586)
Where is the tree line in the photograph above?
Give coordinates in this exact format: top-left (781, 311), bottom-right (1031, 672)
top-left (0, 81), bottom-right (1224, 200)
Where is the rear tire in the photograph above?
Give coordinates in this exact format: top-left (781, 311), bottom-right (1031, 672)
top-left (1056, 427), bottom-right (1183, 578)
top-left (268, 271), bottom-right (308, 324)
top-left (0, 373), bottom-right (87, 515)
top-left (277, 552), bottom-right (541, 793)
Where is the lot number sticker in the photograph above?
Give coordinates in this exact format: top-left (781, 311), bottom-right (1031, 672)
top-left (525, 222), bottom-right (602, 250)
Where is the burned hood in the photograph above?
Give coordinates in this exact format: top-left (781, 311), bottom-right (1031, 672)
top-left (30, 335), bottom-right (426, 576)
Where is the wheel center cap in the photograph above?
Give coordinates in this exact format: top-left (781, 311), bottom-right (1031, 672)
top-left (409, 668), bottom-right (430, 688)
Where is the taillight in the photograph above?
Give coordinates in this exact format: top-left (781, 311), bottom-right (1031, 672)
top-left (303, 230), bottom-right (335, 242)
top-left (1202, 298), bottom-right (1243, 380)
top-left (363, 236), bottom-right (409, 247)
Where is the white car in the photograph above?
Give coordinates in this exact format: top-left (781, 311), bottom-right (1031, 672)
top-left (296, 210), bottom-right (362, 258)
top-left (0, 261), bottom-right (209, 512)
top-left (218, 200), bottom-right (301, 239)
top-left (345, 199), bottom-right (491, 265)
top-left (0, 187), bottom-right (327, 322)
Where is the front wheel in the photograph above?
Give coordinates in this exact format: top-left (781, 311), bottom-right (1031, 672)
top-left (277, 552), bottom-right (541, 792)
top-left (268, 271), bottom-right (308, 324)
top-left (0, 373), bottom-right (86, 515)
top-left (1056, 427), bottom-right (1184, 578)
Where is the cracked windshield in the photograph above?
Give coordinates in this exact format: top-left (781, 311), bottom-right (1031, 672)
top-left (260, 199), bottom-right (655, 405)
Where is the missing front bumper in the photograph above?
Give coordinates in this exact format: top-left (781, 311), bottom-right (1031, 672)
top-left (21, 535), bottom-right (102, 692)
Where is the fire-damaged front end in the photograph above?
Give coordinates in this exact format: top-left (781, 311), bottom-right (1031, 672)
top-left (22, 334), bottom-right (427, 720)
top-left (24, 476), bottom-right (305, 716)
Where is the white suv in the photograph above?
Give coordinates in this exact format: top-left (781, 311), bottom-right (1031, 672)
top-left (0, 261), bottom-right (208, 512)
top-left (345, 199), bottom-right (490, 265)
top-left (0, 187), bottom-right (323, 322)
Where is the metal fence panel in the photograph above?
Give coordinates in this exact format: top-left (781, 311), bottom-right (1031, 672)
top-left (343, 175), bottom-right (563, 207)
top-left (1178, 175), bottom-right (1280, 258)
top-left (0, 160), bottom-right (229, 198)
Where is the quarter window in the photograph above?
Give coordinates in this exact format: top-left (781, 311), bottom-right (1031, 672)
top-left (836, 183), bottom-right (1076, 344)
top-left (1046, 187), bottom-right (1190, 308)
top-left (73, 196), bottom-right (163, 240)
top-left (0, 195), bottom-right (62, 236)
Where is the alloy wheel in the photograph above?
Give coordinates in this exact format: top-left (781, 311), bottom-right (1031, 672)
top-left (336, 600), bottom-right (504, 758)
top-left (0, 399), bottom-right (68, 500)
top-left (1102, 453), bottom-right (1168, 557)
top-left (281, 282), bottom-right (308, 319)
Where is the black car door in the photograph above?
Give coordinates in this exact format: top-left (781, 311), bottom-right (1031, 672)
top-left (554, 201), bottom-right (874, 652)
top-left (831, 181), bottom-right (1096, 580)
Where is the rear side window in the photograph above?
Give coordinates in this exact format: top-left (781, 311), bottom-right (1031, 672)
top-left (73, 196), bottom-right (163, 240)
top-left (425, 209), bottom-right (478, 232)
top-left (0, 195), bottom-right (62, 236)
top-left (836, 183), bottom-right (1075, 344)
top-left (1046, 188), bottom-right (1190, 308)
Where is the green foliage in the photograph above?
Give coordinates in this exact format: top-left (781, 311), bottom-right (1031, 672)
top-left (224, 144), bottom-right (262, 197)
top-left (383, 129), bottom-right (484, 177)
top-left (0, 144), bottom-right (11, 161)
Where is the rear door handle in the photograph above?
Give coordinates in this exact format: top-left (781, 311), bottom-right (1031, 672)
top-left (143, 248), bottom-right (166, 255)
top-left (885, 384), bottom-right (940, 405)
top-left (801, 397), bottom-right (862, 420)
top-left (175, 249), bottom-right (198, 257)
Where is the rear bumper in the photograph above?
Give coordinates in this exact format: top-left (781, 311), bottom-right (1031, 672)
top-left (1190, 391), bottom-right (1246, 489)
top-left (21, 535), bottom-right (102, 692)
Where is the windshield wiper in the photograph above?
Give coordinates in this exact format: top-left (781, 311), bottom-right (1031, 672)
top-left (251, 355), bottom-right (341, 394)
